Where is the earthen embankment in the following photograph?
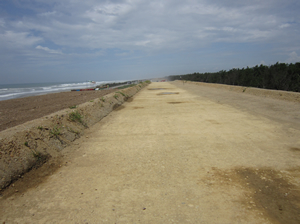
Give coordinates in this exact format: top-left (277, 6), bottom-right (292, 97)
top-left (174, 80), bottom-right (300, 103)
top-left (0, 82), bottom-right (148, 189)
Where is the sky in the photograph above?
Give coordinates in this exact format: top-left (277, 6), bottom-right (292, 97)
top-left (0, 0), bottom-right (300, 84)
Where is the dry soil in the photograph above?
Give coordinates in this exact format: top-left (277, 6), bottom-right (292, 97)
top-left (0, 89), bottom-right (116, 132)
top-left (0, 82), bottom-right (300, 223)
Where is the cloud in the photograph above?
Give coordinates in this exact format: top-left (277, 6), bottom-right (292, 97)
top-left (36, 45), bottom-right (63, 54)
top-left (38, 11), bottom-right (58, 17)
top-left (85, 2), bottom-right (134, 23)
top-left (279, 23), bottom-right (291, 29)
top-left (260, 61), bottom-right (266, 65)
top-left (286, 52), bottom-right (300, 63)
top-left (0, 31), bottom-right (42, 48)
top-left (0, 0), bottom-right (300, 83)
top-left (7, 0), bottom-right (294, 52)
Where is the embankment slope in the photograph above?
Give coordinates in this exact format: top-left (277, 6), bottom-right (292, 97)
top-left (0, 83), bottom-right (148, 190)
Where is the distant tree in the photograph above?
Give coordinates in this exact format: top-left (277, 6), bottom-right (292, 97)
top-left (168, 62), bottom-right (300, 92)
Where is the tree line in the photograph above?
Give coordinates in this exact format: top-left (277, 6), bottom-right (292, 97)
top-left (168, 62), bottom-right (300, 92)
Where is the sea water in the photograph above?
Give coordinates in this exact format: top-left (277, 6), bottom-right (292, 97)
top-left (0, 80), bottom-right (126, 101)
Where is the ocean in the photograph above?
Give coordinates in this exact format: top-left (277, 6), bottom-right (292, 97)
top-left (0, 80), bottom-right (126, 101)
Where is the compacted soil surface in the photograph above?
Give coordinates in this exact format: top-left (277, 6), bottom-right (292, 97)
top-left (0, 82), bottom-right (300, 223)
top-left (0, 89), bottom-right (116, 132)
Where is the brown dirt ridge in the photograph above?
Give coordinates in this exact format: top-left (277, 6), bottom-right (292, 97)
top-left (0, 83), bottom-right (149, 190)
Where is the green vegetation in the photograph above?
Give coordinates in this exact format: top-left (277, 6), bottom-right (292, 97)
top-left (169, 62), bottom-right (300, 92)
top-left (117, 84), bottom-right (136, 89)
top-left (114, 94), bottom-right (119, 99)
top-left (90, 100), bottom-right (94, 102)
top-left (67, 127), bottom-right (80, 135)
top-left (24, 142), bottom-right (29, 147)
top-left (69, 110), bottom-right (83, 123)
top-left (37, 126), bottom-right (43, 130)
top-left (116, 91), bottom-right (126, 97)
top-left (96, 81), bottom-right (128, 89)
top-left (100, 97), bottom-right (105, 102)
top-left (144, 80), bottom-right (151, 84)
top-left (69, 105), bottom-right (77, 109)
top-left (50, 126), bottom-right (61, 137)
top-left (32, 151), bottom-right (42, 160)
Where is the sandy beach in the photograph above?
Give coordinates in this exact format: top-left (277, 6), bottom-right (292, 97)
top-left (0, 89), bottom-right (117, 132)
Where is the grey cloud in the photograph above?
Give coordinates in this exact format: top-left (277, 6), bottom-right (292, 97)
top-left (4, 0), bottom-right (299, 52)
top-left (0, 0), bottom-right (299, 84)
top-left (36, 45), bottom-right (63, 54)
top-left (0, 31), bottom-right (42, 48)
top-left (286, 51), bottom-right (300, 63)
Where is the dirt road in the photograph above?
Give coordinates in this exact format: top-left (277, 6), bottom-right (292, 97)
top-left (1, 82), bottom-right (300, 223)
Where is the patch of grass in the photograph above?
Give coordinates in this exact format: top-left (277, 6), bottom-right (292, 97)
top-left (32, 151), bottom-right (42, 159)
top-left (117, 84), bottom-right (136, 89)
top-left (114, 94), bottom-right (119, 99)
top-left (68, 127), bottom-right (80, 135)
top-left (69, 110), bottom-right (83, 124)
top-left (243, 88), bottom-right (247, 92)
top-left (90, 100), bottom-right (94, 102)
top-left (32, 151), bottom-right (48, 164)
top-left (69, 105), bottom-right (77, 109)
top-left (100, 97), bottom-right (105, 102)
top-left (24, 142), bottom-right (29, 147)
top-left (144, 80), bottom-right (151, 84)
top-left (116, 91), bottom-right (125, 97)
top-left (37, 126), bottom-right (43, 130)
top-left (50, 126), bottom-right (61, 137)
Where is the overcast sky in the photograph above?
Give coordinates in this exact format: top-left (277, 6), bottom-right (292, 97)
top-left (0, 0), bottom-right (299, 84)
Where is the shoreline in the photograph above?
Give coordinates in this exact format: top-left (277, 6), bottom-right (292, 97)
top-left (0, 80), bottom-right (136, 102)
top-left (0, 89), bottom-right (117, 132)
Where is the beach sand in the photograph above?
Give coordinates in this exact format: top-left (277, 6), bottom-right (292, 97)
top-left (0, 89), bottom-right (117, 132)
